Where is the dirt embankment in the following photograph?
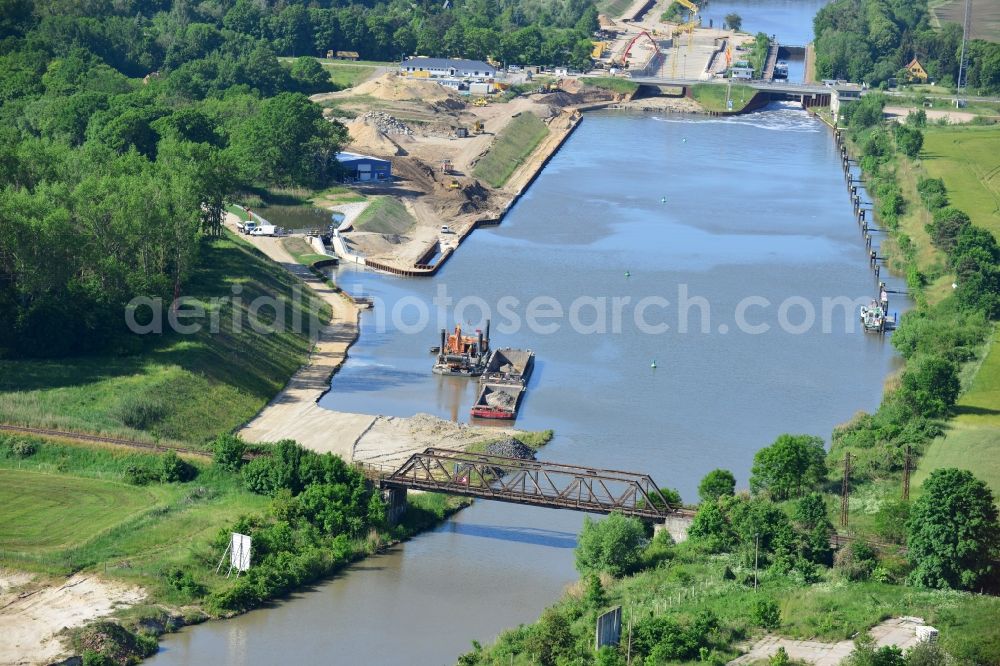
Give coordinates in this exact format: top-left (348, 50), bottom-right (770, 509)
top-left (0, 571), bottom-right (145, 665)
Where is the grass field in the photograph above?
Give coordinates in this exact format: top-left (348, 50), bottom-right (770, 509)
top-left (473, 113), bottom-right (550, 188)
top-left (921, 125), bottom-right (1000, 239)
top-left (930, 0), bottom-right (1000, 42)
top-left (690, 83), bottom-right (757, 113)
top-left (0, 469), bottom-right (162, 553)
top-left (281, 237), bottom-right (332, 267)
top-left (353, 196), bottom-right (416, 234)
top-left (0, 234), bottom-right (329, 447)
top-left (910, 126), bottom-right (1000, 497)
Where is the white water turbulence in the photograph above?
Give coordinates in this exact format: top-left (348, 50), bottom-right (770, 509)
top-left (653, 102), bottom-right (822, 132)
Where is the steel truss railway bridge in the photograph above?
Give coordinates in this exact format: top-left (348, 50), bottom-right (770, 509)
top-left (363, 448), bottom-right (688, 525)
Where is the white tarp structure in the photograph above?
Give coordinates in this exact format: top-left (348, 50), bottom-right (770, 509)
top-left (217, 532), bottom-right (252, 577)
top-left (231, 533), bottom-right (251, 572)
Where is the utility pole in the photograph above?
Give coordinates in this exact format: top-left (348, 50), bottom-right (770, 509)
top-left (902, 445), bottom-right (912, 500)
top-left (753, 533), bottom-right (759, 591)
top-left (956, 0), bottom-right (972, 106)
top-left (840, 452), bottom-right (852, 528)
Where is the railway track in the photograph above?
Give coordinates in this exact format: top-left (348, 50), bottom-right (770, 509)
top-left (0, 423), bottom-right (213, 458)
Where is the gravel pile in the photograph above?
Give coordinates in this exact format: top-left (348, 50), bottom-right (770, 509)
top-left (363, 111), bottom-right (413, 136)
top-left (485, 390), bottom-right (517, 410)
top-left (485, 437), bottom-right (535, 460)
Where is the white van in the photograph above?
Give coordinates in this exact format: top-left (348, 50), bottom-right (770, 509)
top-left (250, 224), bottom-right (278, 237)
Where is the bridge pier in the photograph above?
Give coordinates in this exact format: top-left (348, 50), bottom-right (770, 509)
top-left (654, 513), bottom-right (692, 543)
top-left (383, 486), bottom-right (407, 526)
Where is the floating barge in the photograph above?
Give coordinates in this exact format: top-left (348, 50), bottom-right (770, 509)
top-left (471, 348), bottom-right (535, 420)
top-left (432, 321), bottom-right (490, 377)
top-left (479, 347), bottom-right (534, 385)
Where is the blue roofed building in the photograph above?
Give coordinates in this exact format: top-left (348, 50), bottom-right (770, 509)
top-left (335, 152), bottom-right (391, 182)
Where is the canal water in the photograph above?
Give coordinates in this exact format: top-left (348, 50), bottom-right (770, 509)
top-left (152, 105), bottom-right (905, 665)
top-left (150, 4), bottom-right (918, 664)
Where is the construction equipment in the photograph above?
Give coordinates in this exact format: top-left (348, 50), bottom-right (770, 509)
top-left (441, 159), bottom-right (453, 174)
top-left (473, 97), bottom-right (488, 107)
top-left (617, 31), bottom-right (658, 68)
top-left (591, 41), bottom-right (607, 59)
top-left (448, 179), bottom-right (460, 189)
top-left (472, 120), bottom-right (484, 133)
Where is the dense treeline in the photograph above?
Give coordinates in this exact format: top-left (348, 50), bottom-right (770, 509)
top-left (813, 0), bottom-right (1000, 92)
top-left (0, 0), bottom-right (596, 358)
top-left (0, 1), bottom-right (351, 358)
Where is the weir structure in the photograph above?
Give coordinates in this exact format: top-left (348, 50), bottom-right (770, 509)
top-left (374, 448), bottom-right (679, 522)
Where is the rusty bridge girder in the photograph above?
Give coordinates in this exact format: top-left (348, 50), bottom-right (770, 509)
top-left (381, 448), bottom-right (676, 520)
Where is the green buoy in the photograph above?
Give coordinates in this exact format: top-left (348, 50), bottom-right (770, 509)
top-left (625, 271), bottom-right (631, 278)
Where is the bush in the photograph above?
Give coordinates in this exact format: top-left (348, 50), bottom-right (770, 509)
top-left (212, 434), bottom-right (247, 472)
top-left (159, 450), bottom-right (197, 483)
top-left (575, 512), bottom-right (648, 577)
top-left (162, 566), bottom-right (207, 600)
top-left (10, 438), bottom-right (37, 457)
top-left (916, 176), bottom-right (947, 210)
top-left (749, 598), bottom-right (780, 629)
top-left (73, 621), bottom-right (158, 666)
top-left (834, 541), bottom-right (878, 581)
top-left (123, 464), bottom-right (156, 485)
top-left (688, 500), bottom-right (735, 553)
top-left (893, 124), bottom-right (923, 159)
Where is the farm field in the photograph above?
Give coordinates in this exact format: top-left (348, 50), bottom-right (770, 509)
top-left (930, 0), bottom-right (1000, 42)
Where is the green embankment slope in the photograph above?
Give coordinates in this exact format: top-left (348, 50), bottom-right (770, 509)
top-left (473, 112), bottom-right (550, 188)
top-left (352, 195), bottom-right (416, 235)
top-left (690, 83), bottom-right (757, 113)
top-left (0, 233), bottom-right (330, 448)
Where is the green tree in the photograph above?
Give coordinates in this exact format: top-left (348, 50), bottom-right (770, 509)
top-left (893, 124), bottom-right (923, 159)
top-left (794, 492), bottom-right (834, 565)
top-left (725, 13), bottom-right (742, 31)
top-left (907, 468), bottom-right (1000, 590)
top-left (898, 354), bottom-right (960, 418)
top-left (575, 512), bottom-right (648, 577)
top-left (698, 468), bottom-right (736, 503)
top-left (926, 207), bottom-right (970, 253)
top-left (289, 56), bottom-right (331, 93)
top-left (750, 434), bottom-right (827, 500)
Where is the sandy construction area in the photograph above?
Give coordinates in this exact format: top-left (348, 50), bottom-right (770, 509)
top-left (0, 571), bottom-right (145, 665)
